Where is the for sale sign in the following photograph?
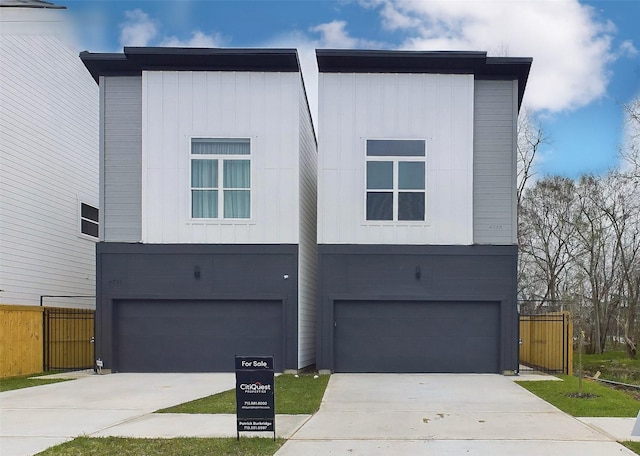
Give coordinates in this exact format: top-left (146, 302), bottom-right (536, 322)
top-left (235, 356), bottom-right (275, 439)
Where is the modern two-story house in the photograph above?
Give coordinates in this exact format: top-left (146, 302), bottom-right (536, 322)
top-left (315, 50), bottom-right (531, 374)
top-left (81, 47), bottom-right (317, 373)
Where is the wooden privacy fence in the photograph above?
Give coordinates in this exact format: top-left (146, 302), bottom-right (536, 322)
top-left (0, 305), bottom-right (95, 378)
top-left (43, 307), bottom-right (95, 371)
top-left (0, 305), bottom-right (43, 378)
top-left (519, 312), bottom-right (573, 375)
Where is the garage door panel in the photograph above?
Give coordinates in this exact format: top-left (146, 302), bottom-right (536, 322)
top-left (334, 300), bottom-right (499, 373)
top-left (114, 300), bottom-right (282, 372)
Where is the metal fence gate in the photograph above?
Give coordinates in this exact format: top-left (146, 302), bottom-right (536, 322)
top-left (43, 307), bottom-right (95, 371)
top-left (519, 305), bottom-right (573, 375)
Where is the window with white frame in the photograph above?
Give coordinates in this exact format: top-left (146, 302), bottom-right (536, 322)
top-left (80, 202), bottom-right (99, 239)
top-left (365, 139), bottom-right (426, 221)
top-left (190, 138), bottom-right (251, 219)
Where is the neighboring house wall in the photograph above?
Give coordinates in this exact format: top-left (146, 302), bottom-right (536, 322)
top-left (318, 72), bottom-right (474, 245)
top-left (101, 76), bottom-right (142, 242)
top-left (473, 80), bottom-right (518, 244)
top-left (0, 7), bottom-right (98, 307)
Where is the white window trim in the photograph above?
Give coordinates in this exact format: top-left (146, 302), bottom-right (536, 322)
top-left (363, 138), bottom-right (428, 224)
top-left (77, 198), bottom-right (99, 242)
top-left (188, 137), bottom-right (254, 223)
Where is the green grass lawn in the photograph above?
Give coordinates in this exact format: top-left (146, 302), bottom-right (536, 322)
top-left (623, 441), bottom-right (640, 455)
top-left (516, 375), bottom-right (640, 417)
top-left (580, 350), bottom-right (640, 385)
top-left (35, 437), bottom-right (284, 456)
top-left (158, 373), bottom-right (330, 415)
top-left (0, 372), bottom-right (72, 392)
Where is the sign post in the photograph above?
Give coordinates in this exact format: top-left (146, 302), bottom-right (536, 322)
top-left (235, 355), bottom-right (275, 440)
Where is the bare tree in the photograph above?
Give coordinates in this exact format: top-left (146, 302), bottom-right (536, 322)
top-left (517, 108), bottom-right (548, 207)
top-left (600, 173), bottom-right (640, 357)
top-left (573, 175), bottom-right (621, 353)
top-left (518, 177), bottom-right (578, 307)
top-left (621, 98), bottom-right (640, 180)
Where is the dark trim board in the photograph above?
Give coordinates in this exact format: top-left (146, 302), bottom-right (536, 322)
top-left (96, 243), bottom-right (299, 372)
top-left (316, 244), bottom-right (518, 373)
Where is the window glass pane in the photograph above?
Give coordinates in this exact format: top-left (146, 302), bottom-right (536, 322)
top-left (224, 190), bottom-right (250, 218)
top-left (81, 203), bottom-right (99, 222)
top-left (398, 192), bottom-right (425, 221)
top-left (192, 190), bottom-right (218, 218)
top-left (399, 162), bottom-right (425, 189)
top-left (367, 139), bottom-right (425, 157)
top-left (192, 138), bottom-right (250, 155)
top-left (367, 161), bottom-right (393, 189)
top-left (367, 192), bottom-right (393, 220)
top-left (191, 160), bottom-right (218, 188)
top-left (223, 160), bottom-right (250, 188)
top-left (81, 220), bottom-right (99, 237)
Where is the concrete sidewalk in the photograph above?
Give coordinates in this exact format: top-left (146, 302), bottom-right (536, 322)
top-left (1, 372), bottom-right (638, 456)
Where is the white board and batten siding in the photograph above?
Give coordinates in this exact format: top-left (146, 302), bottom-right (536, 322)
top-left (0, 31), bottom-right (98, 306)
top-left (318, 72), bottom-right (475, 245)
top-left (473, 80), bottom-right (518, 245)
top-left (141, 70), bottom-right (304, 245)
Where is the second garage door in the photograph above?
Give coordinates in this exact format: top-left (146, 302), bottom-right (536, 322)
top-left (334, 300), bottom-right (500, 373)
top-left (114, 299), bottom-right (283, 372)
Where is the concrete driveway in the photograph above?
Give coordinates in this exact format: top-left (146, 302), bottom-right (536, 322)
top-left (275, 374), bottom-right (636, 456)
top-left (0, 372), bottom-right (236, 456)
top-left (1, 372), bottom-right (637, 456)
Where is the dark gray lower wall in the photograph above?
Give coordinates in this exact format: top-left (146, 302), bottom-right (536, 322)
top-left (96, 243), bottom-right (299, 372)
top-left (316, 244), bottom-right (518, 373)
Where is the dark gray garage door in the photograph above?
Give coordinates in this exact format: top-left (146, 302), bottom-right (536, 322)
top-left (114, 299), bottom-right (283, 372)
top-left (334, 300), bottom-right (500, 373)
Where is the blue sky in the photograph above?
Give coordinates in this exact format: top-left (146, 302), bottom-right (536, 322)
top-left (62, 0), bottom-right (639, 178)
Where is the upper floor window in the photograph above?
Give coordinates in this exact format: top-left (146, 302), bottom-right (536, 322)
top-left (80, 202), bottom-right (99, 239)
top-left (365, 139), bottom-right (426, 221)
top-left (191, 138), bottom-right (251, 219)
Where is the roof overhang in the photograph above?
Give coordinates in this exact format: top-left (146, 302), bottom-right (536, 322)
top-left (316, 49), bottom-right (532, 109)
top-left (80, 47), bottom-right (302, 84)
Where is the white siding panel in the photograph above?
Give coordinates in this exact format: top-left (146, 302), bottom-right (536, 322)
top-left (141, 71), bottom-right (301, 244)
top-left (318, 72), bottom-right (474, 245)
top-left (0, 34), bottom-right (98, 306)
top-left (473, 80), bottom-right (518, 245)
top-left (297, 78), bottom-right (318, 368)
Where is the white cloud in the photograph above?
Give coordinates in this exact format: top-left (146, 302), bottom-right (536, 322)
top-left (160, 31), bottom-right (224, 48)
top-left (310, 20), bottom-right (381, 49)
top-left (364, 0), bottom-right (619, 113)
top-left (119, 10), bottom-right (223, 49)
top-left (618, 40), bottom-right (638, 58)
top-left (119, 9), bottom-right (158, 47)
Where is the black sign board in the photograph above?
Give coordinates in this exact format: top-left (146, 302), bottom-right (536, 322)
top-left (235, 356), bottom-right (275, 440)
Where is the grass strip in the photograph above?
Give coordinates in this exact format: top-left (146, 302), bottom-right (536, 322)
top-left (516, 375), bottom-right (640, 417)
top-left (36, 436), bottom-right (284, 456)
top-left (158, 373), bottom-right (330, 415)
top-left (0, 372), bottom-right (72, 392)
top-left (581, 351), bottom-right (640, 386)
top-left (623, 441), bottom-right (640, 455)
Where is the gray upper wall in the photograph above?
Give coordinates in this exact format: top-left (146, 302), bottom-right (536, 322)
top-left (473, 80), bottom-right (518, 245)
top-left (100, 76), bottom-right (142, 242)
